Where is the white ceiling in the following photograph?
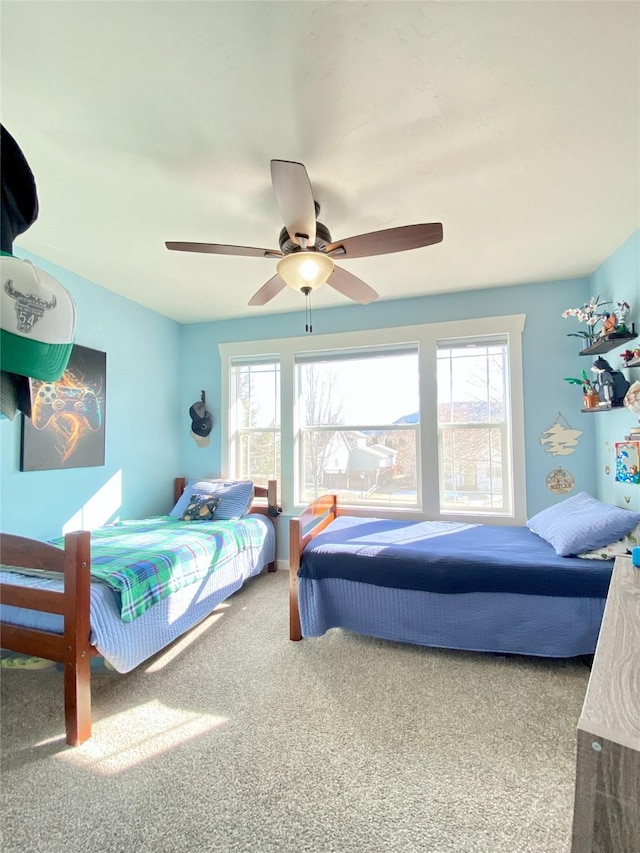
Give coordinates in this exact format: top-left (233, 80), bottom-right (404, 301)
top-left (2, 1), bottom-right (639, 324)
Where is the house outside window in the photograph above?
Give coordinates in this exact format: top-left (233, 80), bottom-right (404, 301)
top-left (296, 347), bottom-right (419, 506)
top-left (220, 315), bottom-right (526, 522)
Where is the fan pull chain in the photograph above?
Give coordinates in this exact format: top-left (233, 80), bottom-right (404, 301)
top-left (302, 286), bottom-right (313, 333)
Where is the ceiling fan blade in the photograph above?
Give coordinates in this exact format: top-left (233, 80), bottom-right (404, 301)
top-left (327, 265), bottom-right (379, 304)
top-left (248, 274), bottom-right (287, 306)
top-left (166, 241), bottom-right (282, 258)
top-left (326, 223), bottom-right (443, 259)
top-left (270, 160), bottom-right (316, 247)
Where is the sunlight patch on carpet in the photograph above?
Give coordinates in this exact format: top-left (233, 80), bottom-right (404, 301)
top-left (144, 606), bottom-right (229, 672)
top-left (53, 701), bottom-right (227, 775)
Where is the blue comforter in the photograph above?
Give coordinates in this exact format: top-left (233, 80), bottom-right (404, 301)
top-left (298, 517), bottom-right (613, 598)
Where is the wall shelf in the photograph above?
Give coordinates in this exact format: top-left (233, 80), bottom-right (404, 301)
top-left (580, 402), bottom-right (625, 413)
top-left (579, 324), bottom-right (636, 355)
top-left (570, 322), bottom-right (637, 414)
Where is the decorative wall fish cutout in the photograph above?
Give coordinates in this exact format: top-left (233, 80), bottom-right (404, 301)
top-left (540, 413), bottom-right (583, 456)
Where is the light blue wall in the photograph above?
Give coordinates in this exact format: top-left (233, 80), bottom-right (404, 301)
top-left (179, 274), bottom-right (601, 527)
top-left (0, 251), bottom-right (182, 539)
top-left (6, 232), bottom-right (637, 547)
top-left (590, 230), bottom-right (640, 512)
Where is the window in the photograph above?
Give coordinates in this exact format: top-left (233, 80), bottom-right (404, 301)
top-left (229, 358), bottom-right (280, 488)
top-left (437, 338), bottom-right (511, 515)
top-left (220, 315), bottom-right (526, 522)
top-left (296, 347), bottom-right (419, 506)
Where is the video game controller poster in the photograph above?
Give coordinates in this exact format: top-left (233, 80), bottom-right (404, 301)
top-left (20, 344), bottom-right (106, 472)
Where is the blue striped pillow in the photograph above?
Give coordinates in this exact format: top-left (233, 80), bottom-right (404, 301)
top-left (171, 479), bottom-right (254, 521)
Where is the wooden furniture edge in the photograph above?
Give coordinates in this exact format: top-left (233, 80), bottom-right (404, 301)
top-left (1, 477), bottom-right (281, 746)
top-left (0, 530), bottom-right (93, 746)
top-left (570, 555), bottom-right (640, 852)
top-left (289, 494), bottom-right (339, 641)
top-left (251, 479), bottom-right (280, 572)
top-left (174, 476), bottom-right (187, 505)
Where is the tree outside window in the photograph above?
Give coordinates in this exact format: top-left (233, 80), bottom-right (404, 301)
top-left (231, 360), bottom-right (280, 487)
top-left (437, 340), bottom-right (510, 513)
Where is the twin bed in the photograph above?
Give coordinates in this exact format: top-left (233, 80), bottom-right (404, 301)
top-left (289, 494), bottom-right (618, 659)
top-left (0, 478), bottom-right (279, 746)
top-left (2, 480), bottom-right (632, 748)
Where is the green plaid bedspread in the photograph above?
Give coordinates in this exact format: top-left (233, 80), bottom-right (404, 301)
top-left (52, 515), bottom-right (267, 622)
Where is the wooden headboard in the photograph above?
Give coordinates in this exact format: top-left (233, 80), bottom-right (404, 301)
top-left (173, 477), bottom-right (279, 575)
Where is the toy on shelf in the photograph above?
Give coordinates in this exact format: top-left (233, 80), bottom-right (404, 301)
top-left (621, 347), bottom-right (640, 368)
top-left (563, 297), bottom-right (636, 355)
top-left (599, 301), bottom-right (631, 338)
top-left (614, 300), bottom-right (631, 332)
top-left (591, 357), bottom-right (630, 406)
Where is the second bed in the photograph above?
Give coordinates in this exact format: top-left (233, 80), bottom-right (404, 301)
top-left (289, 494), bottom-right (615, 658)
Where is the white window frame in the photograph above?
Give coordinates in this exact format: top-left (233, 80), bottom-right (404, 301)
top-left (228, 357), bottom-right (281, 486)
top-left (436, 336), bottom-right (513, 517)
top-left (220, 314), bottom-right (526, 523)
top-left (294, 345), bottom-right (421, 508)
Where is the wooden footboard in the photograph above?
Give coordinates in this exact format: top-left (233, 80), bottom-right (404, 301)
top-left (289, 493), bottom-right (339, 641)
top-left (1, 477), bottom-right (281, 747)
top-left (0, 530), bottom-right (93, 746)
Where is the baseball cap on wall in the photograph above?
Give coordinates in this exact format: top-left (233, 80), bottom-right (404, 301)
top-left (189, 401), bottom-right (214, 448)
top-left (0, 254), bottom-right (76, 382)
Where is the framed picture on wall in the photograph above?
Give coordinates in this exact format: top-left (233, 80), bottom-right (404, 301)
top-left (20, 344), bottom-right (106, 472)
top-left (614, 441), bottom-right (640, 485)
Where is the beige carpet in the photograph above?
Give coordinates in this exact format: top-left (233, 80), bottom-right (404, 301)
top-left (0, 569), bottom-right (587, 853)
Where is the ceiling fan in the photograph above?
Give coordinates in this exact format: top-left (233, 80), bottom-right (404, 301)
top-left (166, 159), bottom-right (443, 310)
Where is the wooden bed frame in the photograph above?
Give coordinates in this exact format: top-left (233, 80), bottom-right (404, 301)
top-left (289, 493), bottom-right (339, 642)
top-left (0, 478), bottom-right (279, 746)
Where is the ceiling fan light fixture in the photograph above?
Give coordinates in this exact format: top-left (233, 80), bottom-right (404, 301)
top-left (167, 160), bottom-right (441, 309)
top-left (276, 251), bottom-right (334, 293)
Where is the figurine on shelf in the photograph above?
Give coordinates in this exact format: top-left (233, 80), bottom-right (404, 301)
top-left (621, 348), bottom-right (640, 365)
top-left (598, 299), bottom-right (633, 339)
top-left (616, 300), bottom-right (631, 333)
top-left (591, 357), bottom-right (630, 405)
top-left (600, 312), bottom-right (617, 336)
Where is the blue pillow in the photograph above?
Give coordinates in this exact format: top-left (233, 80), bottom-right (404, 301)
top-left (171, 479), bottom-right (254, 521)
top-left (527, 492), bottom-right (640, 557)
